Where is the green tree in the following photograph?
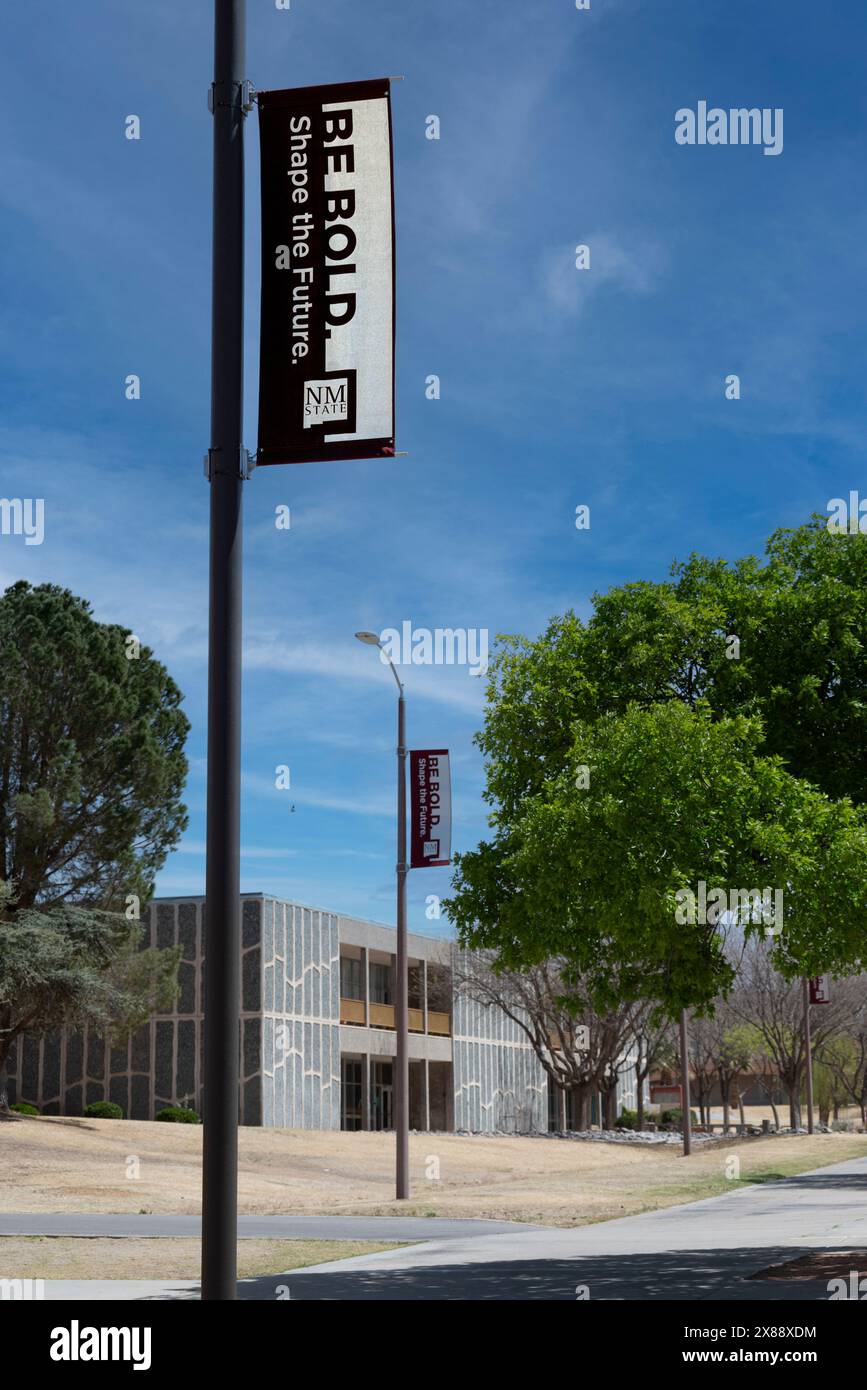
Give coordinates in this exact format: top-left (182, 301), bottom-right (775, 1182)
top-left (0, 582), bottom-right (189, 908)
top-left (0, 880), bottom-right (179, 1111)
top-left (579, 516), bottom-right (867, 802)
top-left (474, 518), bottom-right (867, 812)
top-left (673, 517), bottom-right (867, 803)
top-left (0, 582), bottom-right (189, 1111)
top-left (448, 700), bottom-right (867, 1016)
top-left (446, 519), bottom-right (867, 1017)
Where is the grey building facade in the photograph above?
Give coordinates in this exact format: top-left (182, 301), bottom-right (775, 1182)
top-left (7, 894), bottom-right (634, 1131)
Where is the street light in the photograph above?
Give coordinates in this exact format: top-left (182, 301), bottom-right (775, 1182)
top-left (355, 631), bottom-right (409, 1199)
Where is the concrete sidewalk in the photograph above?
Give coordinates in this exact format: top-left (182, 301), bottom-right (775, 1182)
top-left (19, 1154), bottom-right (867, 1300)
top-left (0, 1214), bottom-right (533, 1241)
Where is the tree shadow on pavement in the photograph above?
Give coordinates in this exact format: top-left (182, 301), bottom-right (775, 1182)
top-left (764, 1172), bottom-right (867, 1191)
top-left (223, 1245), bottom-right (854, 1301)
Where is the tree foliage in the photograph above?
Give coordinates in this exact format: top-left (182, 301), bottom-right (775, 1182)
top-left (0, 880), bottom-right (179, 1109)
top-left (446, 520), bottom-right (867, 1017)
top-left (0, 582), bottom-right (189, 910)
top-left (0, 582), bottom-right (189, 1111)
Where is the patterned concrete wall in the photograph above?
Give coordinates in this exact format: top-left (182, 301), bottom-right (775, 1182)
top-left (452, 986), bottom-right (548, 1133)
top-left (7, 896), bottom-right (266, 1124)
top-left (451, 952), bottom-right (641, 1131)
top-left (260, 897), bottom-right (341, 1129)
top-left (7, 893), bottom-right (633, 1132)
top-left (615, 1064), bottom-right (639, 1114)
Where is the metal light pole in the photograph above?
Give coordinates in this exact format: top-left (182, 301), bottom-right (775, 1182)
top-left (356, 632), bottom-right (409, 1199)
top-left (201, 0), bottom-right (249, 1300)
top-left (803, 977), bottom-right (815, 1135)
top-left (679, 1008), bottom-right (692, 1157)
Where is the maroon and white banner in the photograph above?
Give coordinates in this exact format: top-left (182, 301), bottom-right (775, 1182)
top-left (809, 975), bottom-right (831, 1005)
top-left (410, 750), bottom-right (451, 869)
top-left (257, 79), bottom-right (396, 465)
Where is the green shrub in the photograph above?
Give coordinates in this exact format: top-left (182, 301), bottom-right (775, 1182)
top-left (10, 1101), bottom-right (39, 1115)
top-left (615, 1108), bottom-right (639, 1130)
top-left (83, 1100), bottom-right (124, 1120)
top-left (659, 1107), bottom-right (699, 1128)
top-left (155, 1106), bottom-right (200, 1124)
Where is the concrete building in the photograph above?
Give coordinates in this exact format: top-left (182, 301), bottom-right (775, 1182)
top-left (8, 893), bottom-right (637, 1131)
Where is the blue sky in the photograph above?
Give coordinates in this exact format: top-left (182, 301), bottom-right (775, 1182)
top-left (2, 0), bottom-right (866, 934)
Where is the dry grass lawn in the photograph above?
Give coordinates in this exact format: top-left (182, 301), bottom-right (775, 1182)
top-left (0, 1237), bottom-right (404, 1281)
top-left (2, 1116), bottom-right (866, 1227)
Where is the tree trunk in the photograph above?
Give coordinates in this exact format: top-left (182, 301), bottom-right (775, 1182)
top-left (636, 1063), bottom-right (645, 1130)
top-left (722, 1082), bottom-right (730, 1134)
top-left (575, 1086), bottom-right (591, 1132)
top-left (0, 1043), bottom-right (10, 1114)
top-left (598, 1082), bottom-right (617, 1131)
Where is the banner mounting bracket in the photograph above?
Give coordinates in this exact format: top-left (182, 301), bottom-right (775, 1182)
top-left (203, 448), bottom-right (257, 481)
top-left (208, 80), bottom-right (257, 115)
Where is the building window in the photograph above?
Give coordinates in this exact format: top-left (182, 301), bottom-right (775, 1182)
top-left (408, 964), bottom-right (422, 1011)
top-left (341, 1058), bottom-right (363, 1131)
top-left (370, 962), bottom-right (393, 1005)
top-left (371, 1059), bottom-right (393, 1131)
top-left (340, 955), bottom-right (363, 1001)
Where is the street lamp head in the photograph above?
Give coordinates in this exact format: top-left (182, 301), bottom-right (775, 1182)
top-left (356, 628), bottom-right (403, 694)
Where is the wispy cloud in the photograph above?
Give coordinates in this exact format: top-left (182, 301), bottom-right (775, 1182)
top-left (538, 232), bottom-right (667, 317)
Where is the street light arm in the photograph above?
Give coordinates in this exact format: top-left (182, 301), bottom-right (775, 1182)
top-left (385, 654), bottom-right (404, 697)
top-left (354, 629), bottom-right (404, 696)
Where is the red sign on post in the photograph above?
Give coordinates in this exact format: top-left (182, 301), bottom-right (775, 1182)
top-left (410, 750), bottom-right (451, 868)
top-left (809, 975), bottom-right (831, 1005)
top-left (650, 1085), bottom-right (683, 1107)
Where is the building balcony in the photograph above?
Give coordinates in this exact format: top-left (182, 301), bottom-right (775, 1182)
top-left (340, 997), bottom-right (366, 1025)
top-left (368, 1001), bottom-right (395, 1029)
top-left (343, 999), bottom-right (451, 1037)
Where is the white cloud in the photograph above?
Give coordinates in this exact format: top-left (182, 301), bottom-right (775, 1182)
top-left (539, 232), bottom-right (666, 318)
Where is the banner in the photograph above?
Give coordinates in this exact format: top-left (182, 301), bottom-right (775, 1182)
top-left (256, 79), bottom-right (395, 466)
top-left (809, 975), bottom-right (831, 1005)
top-left (410, 750), bottom-right (451, 868)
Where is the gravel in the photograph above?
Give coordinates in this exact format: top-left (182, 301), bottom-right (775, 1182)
top-left (452, 1125), bottom-right (839, 1145)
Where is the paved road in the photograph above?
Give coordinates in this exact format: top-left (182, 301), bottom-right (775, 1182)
top-left (267, 1154), bottom-right (867, 1301)
top-left (0, 1214), bottom-right (531, 1241)
top-left (18, 1154), bottom-right (867, 1300)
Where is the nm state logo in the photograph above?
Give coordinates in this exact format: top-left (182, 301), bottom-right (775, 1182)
top-left (304, 377), bottom-right (349, 428)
